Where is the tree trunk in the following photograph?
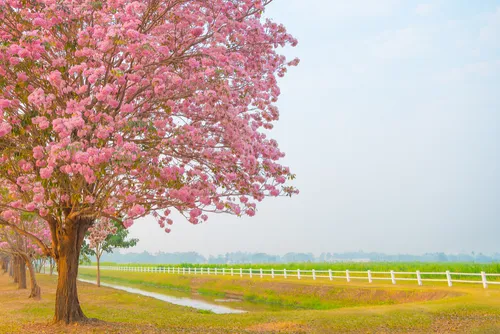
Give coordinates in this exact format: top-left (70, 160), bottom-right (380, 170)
top-left (1, 257), bottom-right (8, 273)
top-left (49, 257), bottom-right (55, 275)
top-left (26, 258), bottom-right (41, 300)
top-left (9, 258), bottom-right (13, 277)
top-left (13, 257), bottom-right (19, 283)
top-left (96, 255), bottom-right (101, 287)
top-left (18, 258), bottom-right (27, 290)
top-left (53, 218), bottom-right (92, 324)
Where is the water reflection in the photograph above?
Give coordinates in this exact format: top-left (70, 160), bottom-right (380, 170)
top-left (77, 278), bottom-right (246, 314)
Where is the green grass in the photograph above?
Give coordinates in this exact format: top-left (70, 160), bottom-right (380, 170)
top-left (96, 261), bottom-right (500, 283)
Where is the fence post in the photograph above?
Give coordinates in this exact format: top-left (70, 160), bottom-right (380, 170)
top-left (390, 270), bottom-right (396, 284)
top-left (188, 268), bottom-right (191, 275)
top-left (194, 267), bottom-right (197, 275)
top-left (297, 269), bottom-right (301, 280)
top-left (416, 270), bottom-right (422, 286)
top-left (223, 268), bottom-right (225, 276)
top-left (183, 268), bottom-right (185, 275)
top-left (312, 269), bottom-right (316, 280)
top-left (231, 268), bottom-right (234, 276)
top-left (271, 269), bottom-right (275, 278)
top-left (329, 269), bottom-right (333, 281)
top-left (260, 268), bottom-right (263, 278)
top-left (250, 268), bottom-right (253, 278)
top-left (284, 269), bottom-right (287, 279)
top-left (201, 267), bottom-right (204, 275)
top-left (240, 268), bottom-right (243, 277)
top-left (481, 272), bottom-right (488, 289)
top-left (208, 268), bottom-right (210, 275)
top-left (446, 270), bottom-right (452, 287)
top-left (368, 270), bottom-right (372, 283)
top-left (346, 270), bottom-right (350, 283)
top-left (215, 268), bottom-right (217, 275)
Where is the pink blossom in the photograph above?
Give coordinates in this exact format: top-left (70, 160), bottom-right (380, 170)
top-left (39, 166), bottom-right (53, 179)
top-left (33, 146), bottom-right (44, 159)
top-left (276, 176), bottom-right (286, 184)
top-left (25, 202), bottom-right (36, 211)
top-left (17, 72), bottom-right (28, 81)
top-left (123, 219), bottom-right (134, 228)
top-left (128, 204), bottom-right (145, 217)
top-left (0, 123), bottom-right (12, 137)
top-left (190, 208), bottom-right (202, 218)
top-left (0, 99), bottom-right (11, 109)
top-left (191, 27), bottom-right (204, 37)
top-left (1, 210), bottom-right (14, 220)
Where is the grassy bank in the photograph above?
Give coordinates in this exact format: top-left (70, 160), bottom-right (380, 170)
top-left (79, 268), bottom-right (463, 311)
top-left (1, 271), bottom-right (500, 333)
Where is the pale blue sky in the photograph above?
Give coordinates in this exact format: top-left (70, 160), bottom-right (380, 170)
top-left (127, 0), bottom-right (500, 256)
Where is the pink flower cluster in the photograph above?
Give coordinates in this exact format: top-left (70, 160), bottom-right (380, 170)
top-left (87, 219), bottom-right (117, 249)
top-left (0, 0), bottom-right (299, 237)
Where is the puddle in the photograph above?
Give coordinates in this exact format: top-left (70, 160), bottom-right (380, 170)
top-left (215, 299), bottom-right (241, 303)
top-left (77, 278), bottom-right (246, 314)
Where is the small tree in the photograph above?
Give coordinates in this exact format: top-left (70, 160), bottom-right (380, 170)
top-left (82, 220), bottom-right (138, 287)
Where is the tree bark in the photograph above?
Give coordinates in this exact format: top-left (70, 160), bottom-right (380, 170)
top-left (26, 258), bottom-right (41, 300)
top-left (13, 257), bottom-right (19, 283)
top-left (49, 257), bottom-right (55, 275)
top-left (53, 217), bottom-right (92, 324)
top-left (18, 257), bottom-right (27, 290)
top-left (1, 257), bottom-right (8, 273)
top-left (96, 255), bottom-right (101, 287)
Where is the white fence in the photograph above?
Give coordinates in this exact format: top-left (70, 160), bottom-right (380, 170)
top-left (80, 265), bottom-right (500, 289)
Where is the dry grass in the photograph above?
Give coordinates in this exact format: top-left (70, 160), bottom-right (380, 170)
top-left (1, 271), bottom-right (500, 333)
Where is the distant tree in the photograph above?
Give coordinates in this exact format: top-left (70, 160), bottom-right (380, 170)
top-left (82, 220), bottom-right (138, 287)
top-left (0, 216), bottom-right (50, 299)
top-left (1, 255), bottom-right (8, 273)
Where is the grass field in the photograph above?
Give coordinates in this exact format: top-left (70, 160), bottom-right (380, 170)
top-left (1, 268), bottom-right (500, 333)
top-left (96, 262), bottom-right (500, 283)
top-left (98, 262), bottom-right (500, 273)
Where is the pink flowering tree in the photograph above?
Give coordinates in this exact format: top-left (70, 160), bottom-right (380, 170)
top-left (0, 0), bottom-right (298, 323)
top-left (86, 220), bottom-right (115, 287)
top-left (83, 218), bottom-right (138, 287)
top-left (0, 216), bottom-right (50, 299)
